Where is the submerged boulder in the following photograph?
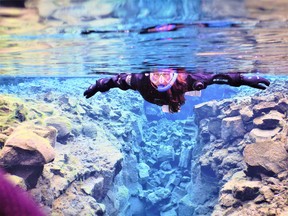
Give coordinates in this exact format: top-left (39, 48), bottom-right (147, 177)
top-left (137, 162), bottom-right (150, 183)
top-left (0, 123), bottom-right (56, 188)
top-left (232, 180), bottom-right (262, 201)
top-left (44, 116), bottom-right (72, 143)
top-left (157, 145), bottom-right (175, 162)
top-left (221, 116), bottom-right (246, 142)
top-left (194, 100), bottom-right (218, 123)
top-left (208, 118), bottom-right (222, 138)
top-left (253, 110), bottom-right (284, 130)
top-left (243, 141), bottom-right (288, 177)
top-left (253, 101), bottom-right (278, 117)
top-left (1, 127), bottom-right (55, 166)
top-left (249, 127), bottom-right (283, 143)
top-left (240, 106), bottom-right (254, 122)
top-left (147, 187), bottom-right (171, 205)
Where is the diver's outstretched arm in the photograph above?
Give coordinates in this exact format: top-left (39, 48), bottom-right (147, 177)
top-left (84, 73), bottom-right (133, 99)
top-left (190, 73), bottom-right (270, 90)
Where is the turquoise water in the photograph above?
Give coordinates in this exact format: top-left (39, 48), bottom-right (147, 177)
top-left (0, 1), bottom-right (288, 216)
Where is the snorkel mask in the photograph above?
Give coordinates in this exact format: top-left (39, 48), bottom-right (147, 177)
top-left (150, 69), bottom-right (178, 92)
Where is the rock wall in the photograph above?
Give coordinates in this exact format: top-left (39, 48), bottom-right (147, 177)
top-left (0, 92), bottom-right (136, 215)
top-left (186, 85), bottom-right (288, 215)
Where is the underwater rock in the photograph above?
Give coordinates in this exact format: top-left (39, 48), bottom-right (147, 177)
top-left (0, 124), bottom-right (55, 189)
top-left (220, 100), bottom-right (242, 117)
top-left (249, 127), bottom-right (282, 143)
top-left (17, 122), bottom-right (57, 147)
top-left (194, 100), bottom-right (218, 123)
top-left (81, 122), bottom-right (98, 139)
top-left (1, 128), bottom-right (55, 166)
top-left (3, 81), bottom-right (284, 215)
top-left (216, 172), bottom-right (264, 212)
top-left (243, 141), bottom-right (288, 177)
top-left (199, 154), bottom-right (217, 178)
top-left (147, 187), bottom-right (171, 205)
top-left (208, 118), bottom-right (222, 138)
top-left (178, 195), bottom-right (195, 216)
top-left (117, 154), bottom-right (140, 195)
top-left (157, 145), bottom-right (175, 162)
top-left (219, 193), bottom-right (240, 209)
top-left (219, 151), bottom-right (244, 182)
top-left (212, 148), bottom-right (229, 165)
top-left (253, 110), bottom-right (284, 130)
top-left (171, 185), bottom-right (187, 201)
top-left (100, 104), bottom-right (111, 117)
top-left (44, 116), bottom-right (72, 143)
top-left (106, 185), bottom-right (129, 215)
top-left (160, 161), bottom-right (172, 171)
top-left (276, 98), bottom-right (288, 114)
top-left (81, 176), bottom-right (104, 199)
top-left (166, 173), bottom-right (181, 190)
top-left (0, 133), bottom-right (8, 146)
top-left (0, 96), bottom-right (27, 130)
top-left (221, 116), bottom-right (246, 142)
top-left (239, 106), bottom-right (254, 122)
top-left (253, 101), bottom-right (278, 117)
top-left (38, 126), bottom-right (57, 148)
top-left (125, 197), bottom-right (145, 216)
top-left (160, 209), bottom-right (177, 216)
top-left (189, 88), bottom-right (288, 216)
top-left (178, 145), bottom-right (192, 168)
top-left (259, 186), bottom-right (274, 203)
top-left (217, 171), bottom-right (245, 203)
top-left (199, 120), bottom-right (211, 142)
top-left (145, 104), bottom-right (163, 121)
top-left (137, 162), bottom-right (150, 183)
top-left (32, 135), bottom-right (123, 215)
top-left (232, 180), bottom-right (262, 201)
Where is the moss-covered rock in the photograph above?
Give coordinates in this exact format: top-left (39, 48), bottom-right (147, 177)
top-left (0, 95), bottom-right (27, 130)
top-left (1, 127), bottom-right (55, 166)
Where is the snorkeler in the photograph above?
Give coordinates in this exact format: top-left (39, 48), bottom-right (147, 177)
top-left (81, 21), bottom-right (241, 35)
top-left (138, 21), bottom-right (241, 34)
top-left (84, 68), bottom-right (270, 113)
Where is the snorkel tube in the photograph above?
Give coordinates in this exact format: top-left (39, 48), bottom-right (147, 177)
top-left (157, 73), bottom-right (178, 92)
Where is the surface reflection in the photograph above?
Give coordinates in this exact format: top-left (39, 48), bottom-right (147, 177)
top-left (0, 0), bottom-right (288, 76)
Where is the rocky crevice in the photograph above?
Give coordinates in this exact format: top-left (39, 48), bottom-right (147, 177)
top-left (189, 88), bottom-right (288, 216)
top-left (0, 79), bottom-right (287, 216)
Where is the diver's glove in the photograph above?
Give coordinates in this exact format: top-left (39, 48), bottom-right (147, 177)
top-left (241, 75), bottom-right (270, 90)
top-left (84, 83), bottom-right (98, 99)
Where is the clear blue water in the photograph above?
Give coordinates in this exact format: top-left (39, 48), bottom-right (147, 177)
top-left (0, 1), bottom-right (288, 216)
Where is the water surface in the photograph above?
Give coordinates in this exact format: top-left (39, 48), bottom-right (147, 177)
top-left (0, 0), bottom-right (288, 77)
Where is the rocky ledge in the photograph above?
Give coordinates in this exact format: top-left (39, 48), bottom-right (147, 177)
top-left (0, 94), bottom-right (124, 215)
top-left (190, 88), bottom-right (288, 216)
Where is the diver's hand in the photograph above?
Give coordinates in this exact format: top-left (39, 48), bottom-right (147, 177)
top-left (84, 83), bottom-right (98, 99)
top-left (241, 75), bottom-right (270, 90)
